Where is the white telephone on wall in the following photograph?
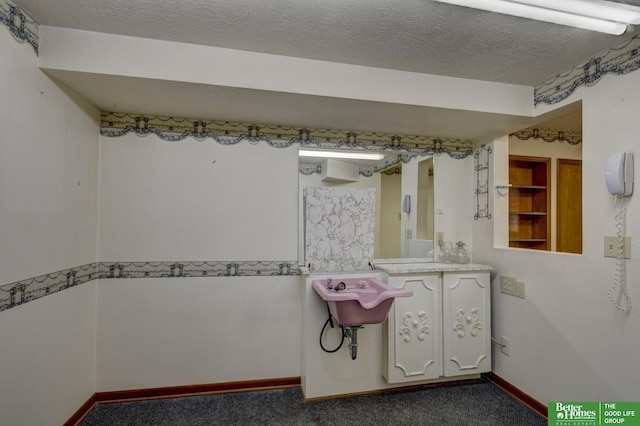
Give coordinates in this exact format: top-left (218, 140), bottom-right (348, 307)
top-left (605, 152), bottom-right (634, 196)
top-left (401, 195), bottom-right (411, 213)
top-left (401, 195), bottom-right (411, 258)
top-left (605, 152), bottom-right (634, 312)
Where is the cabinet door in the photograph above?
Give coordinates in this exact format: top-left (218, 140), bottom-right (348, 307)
top-left (383, 274), bottom-right (441, 383)
top-left (442, 272), bottom-right (491, 376)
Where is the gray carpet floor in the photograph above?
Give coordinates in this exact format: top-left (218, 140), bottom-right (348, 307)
top-left (80, 380), bottom-right (546, 425)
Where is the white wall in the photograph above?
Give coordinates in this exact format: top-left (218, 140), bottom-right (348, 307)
top-left (0, 40), bottom-right (99, 281)
top-left (97, 276), bottom-right (301, 391)
top-left (474, 71), bottom-right (640, 404)
top-left (96, 134), bottom-right (301, 390)
top-left (98, 136), bottom-right (298, 261)
top-left (0, 283), bottom-right (97, 425)
top-left (0, 30), bottom-right (100, 425)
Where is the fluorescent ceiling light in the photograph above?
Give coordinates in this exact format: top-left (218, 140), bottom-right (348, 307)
top-left (434, 0), bottom-right (640, 35)
top-left (299, 150), bottom-right (385, 160)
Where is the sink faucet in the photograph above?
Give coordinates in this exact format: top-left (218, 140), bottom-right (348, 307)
top-left (326, 278), bottom-right (346, 291)
top-left (327, 278), bottom-right (334, 291)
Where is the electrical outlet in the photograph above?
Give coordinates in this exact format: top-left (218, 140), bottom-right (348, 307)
top-left (406, 229), bottom-right (413, 239)
top-left (501, 336), bottom-right (511, 356)
top-left (500, 275), bottom-right (517, 296)
top-left (515, 281), bottom-right (525, 299)
top-left (436, 232), bottom-right (445, 247)
top-left (604, 236), bottom-right (631, 258)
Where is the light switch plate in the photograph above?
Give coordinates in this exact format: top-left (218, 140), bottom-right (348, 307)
top-left (604, 236), bottom-right (631, 258)
top-left (500, 275), bottom-right (516, 296)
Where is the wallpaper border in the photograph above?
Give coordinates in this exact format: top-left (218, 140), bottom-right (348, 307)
top-left (0, 261), bottom-right (301, 313)
top-left (535, 33), bottom-right (640, 106)
top-left (100, 112), bottom-right (475, 160)
top-left (511, 128), bottom-right (582, 145)
top-left (0, 0), bottom-right (38, 54)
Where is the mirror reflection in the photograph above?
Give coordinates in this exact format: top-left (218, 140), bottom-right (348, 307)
top-left (417, 157), bottom-right (434, 242)
top-left (298, 148), bottom-right (435, 262)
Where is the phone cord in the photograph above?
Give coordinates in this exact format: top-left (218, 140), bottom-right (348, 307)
top-left (609, 197), bottom-right (632, 312)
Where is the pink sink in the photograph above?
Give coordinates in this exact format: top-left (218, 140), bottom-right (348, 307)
top-left (312, 277), bottom-right (413, 326)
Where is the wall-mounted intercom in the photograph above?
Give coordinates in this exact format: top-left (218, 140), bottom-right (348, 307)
top-left (401, 195), bottom-right (411, 213)
top-left (605, 152), bottom-right (634, 312)
top-left (605, 152), bottom-right (634, 196)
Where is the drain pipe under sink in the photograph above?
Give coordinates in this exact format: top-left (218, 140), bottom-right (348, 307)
top-left (344, 325), bottom-right (363, 360)
top-left (319, 304), bottom-right (363, 360)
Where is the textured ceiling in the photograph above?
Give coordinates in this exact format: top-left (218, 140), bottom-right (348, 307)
top-left (16, 0), bottom-right (640, 86)
top-left (13, 0), bottom-right (639, 138)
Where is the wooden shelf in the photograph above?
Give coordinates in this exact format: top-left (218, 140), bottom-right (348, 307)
top-left (509, 155), bottom-right (550, 251)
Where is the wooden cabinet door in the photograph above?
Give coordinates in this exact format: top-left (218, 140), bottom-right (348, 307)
top-left (557, 159), bottom-right (582, 254)
top-left (383, 273), bottom-right (442, 383)
top-left (442, 272), bottom-right (491, 377)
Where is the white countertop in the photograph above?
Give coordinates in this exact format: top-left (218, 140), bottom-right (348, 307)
top-left (300, 260), bottom-right (494, 275)
top-left (372, 261), bottom-right (494, 274)
top-left (373, 257), bottom-right (435, 264)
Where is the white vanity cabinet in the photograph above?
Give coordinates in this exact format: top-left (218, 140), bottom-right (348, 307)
top-left (377, 263), bottom-right (492, 384)
top-left (382, 272), bottom-right (442, 383)
top-left (442, 271), bottom-right (491, 377)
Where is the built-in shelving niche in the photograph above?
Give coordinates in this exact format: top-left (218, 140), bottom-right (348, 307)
top-left (508, 155), bottom-right (550, 251)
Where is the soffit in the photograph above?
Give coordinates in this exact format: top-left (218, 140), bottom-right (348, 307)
top-left (16, 0), bottom-right (640, 86)
top-left (13, 0), bottom-right (629, 138)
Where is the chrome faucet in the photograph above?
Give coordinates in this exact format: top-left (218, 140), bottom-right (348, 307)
top-left (327, 278), bottom-right (334, 291)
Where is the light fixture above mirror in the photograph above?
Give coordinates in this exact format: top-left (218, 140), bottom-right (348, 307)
top-left (299, 150), bottom-right (385, 161)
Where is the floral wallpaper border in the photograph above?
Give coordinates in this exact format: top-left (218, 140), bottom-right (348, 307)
top-left (0, 0), bottom-right (38, 54)
top-left (0, 261), bottom-right (300, 313)
top-left (100, 112), bottom-right (475, 159)
top-left (511, 128), bottom-right (582, 145)
top-left (535, 33), bottom-right (640, 106)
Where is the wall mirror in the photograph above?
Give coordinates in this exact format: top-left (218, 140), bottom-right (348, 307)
top-left (298, 147), bottom-right (436, 263)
